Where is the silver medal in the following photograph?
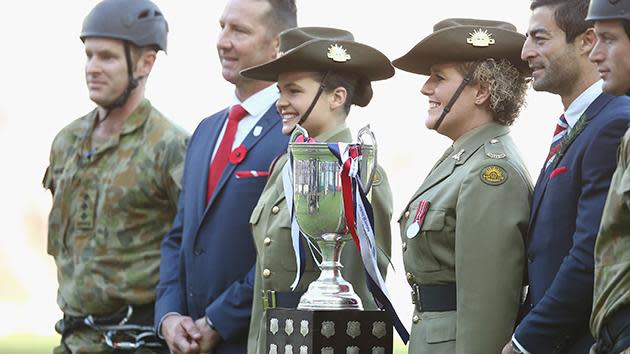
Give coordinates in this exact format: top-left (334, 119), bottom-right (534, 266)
top-left (406, 222), bottom-right (420, 238)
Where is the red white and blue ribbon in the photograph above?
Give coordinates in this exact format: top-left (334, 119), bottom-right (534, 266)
top-left (282, 151), bottom-right (307, 291)
top-left (327, 143), bottom-right (409, 343)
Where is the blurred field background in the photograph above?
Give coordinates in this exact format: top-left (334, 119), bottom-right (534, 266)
top-left (0, 0), bottom-right (560, 352)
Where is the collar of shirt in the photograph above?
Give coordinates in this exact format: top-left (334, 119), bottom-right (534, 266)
top-left (233, 84), bottom-right (280, 119)
top-left (72, 98), bottom-right (152, 138)
top-left (564, 80), bottom-right (603, 129)
top-left (212, 84), bottom-right (280, 159)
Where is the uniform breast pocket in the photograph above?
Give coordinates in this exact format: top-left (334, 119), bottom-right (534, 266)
top-left (404, 209), bottom-right (447, 274)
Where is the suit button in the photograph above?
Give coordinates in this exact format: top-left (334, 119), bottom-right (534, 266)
top-left (264, 237), bottom-right (272, 246)
top-left (194, 248), bottom-right (203, 256)
top-left (263, 269), bottom-right (271, 278)
top-left (404, 211), bottom-right (410, 219)
top-left (528, 257), bottom-right (533, 264)
top-left (412, 315), bottom-right (420, 323)
top-left (271, 206), bottom-right (280, 214)
top-left (402, 242), bottom-right (407, 252)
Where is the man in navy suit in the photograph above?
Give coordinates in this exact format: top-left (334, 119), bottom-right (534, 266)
top-left (154, 0), bottom-right (296, 353)
top-left (503, 0), bottom-right (630, 353)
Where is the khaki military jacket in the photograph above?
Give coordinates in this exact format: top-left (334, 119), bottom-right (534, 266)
top-left (44, 99), bottom-right (188, 353)
top-left (247, 123), bottom-right (393, 354)
top-left (398, 123), bottom-right (531, 354)
top-left (591, 127), bottom-right (630, 336)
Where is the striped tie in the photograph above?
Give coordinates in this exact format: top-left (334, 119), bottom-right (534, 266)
top-left (545, 113), bottom-right (569, 169)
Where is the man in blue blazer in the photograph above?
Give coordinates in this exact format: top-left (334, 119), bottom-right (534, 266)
top-left (154, 0), bottom-right (297, 353)
top-left (503, 0), bottom-right (630, 353)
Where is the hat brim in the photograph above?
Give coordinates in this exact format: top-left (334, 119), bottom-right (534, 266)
top-left (241, 39), bottom-right (394, 83)
top-left (393, 26), bottom-right (530, 75)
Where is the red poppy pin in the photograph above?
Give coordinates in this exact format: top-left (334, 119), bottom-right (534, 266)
top-left (230, 144), bottom-right (248, 164)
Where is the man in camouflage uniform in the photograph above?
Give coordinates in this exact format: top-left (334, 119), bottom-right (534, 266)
top-left (43, 0), bottom-right (188, 352)
top-left (587, 0), bottom-right (630, 353)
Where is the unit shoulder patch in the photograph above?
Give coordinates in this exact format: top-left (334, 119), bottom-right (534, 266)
top-left (480, 165), bottom-right (508, 186)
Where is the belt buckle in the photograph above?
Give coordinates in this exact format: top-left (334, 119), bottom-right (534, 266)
top-left (411, 284), bottom-right (422, 311)
top-left (262, 290), bottom-right (277, 310)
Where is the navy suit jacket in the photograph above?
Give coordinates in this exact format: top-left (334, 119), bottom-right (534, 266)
top-left (515, 93), bottom-right (630, 353)
top-left (155, 105), bottom-right (288, 354)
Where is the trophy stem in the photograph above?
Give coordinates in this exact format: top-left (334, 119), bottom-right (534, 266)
top-left (297, 233), bottom-right (363, 310)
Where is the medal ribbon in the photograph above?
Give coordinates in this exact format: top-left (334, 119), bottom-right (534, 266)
top-left (413, 200), bottom-right (430, 230)
top-left (282, 150), bottom-right (307, 290)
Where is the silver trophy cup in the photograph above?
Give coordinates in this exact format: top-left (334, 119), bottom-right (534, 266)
top-left (289, 124), bottom-right (377, 310)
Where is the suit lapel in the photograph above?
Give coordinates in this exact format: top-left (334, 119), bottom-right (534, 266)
top-left (527, 93), bottom-right (613, 231)
top-left (205, 106), bottom-right (281, 210)
top-left (194, 111), bottom-right (228, 221)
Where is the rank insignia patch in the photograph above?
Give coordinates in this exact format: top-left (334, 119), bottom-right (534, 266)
top-left (480, 165), bottom-right (507, 185)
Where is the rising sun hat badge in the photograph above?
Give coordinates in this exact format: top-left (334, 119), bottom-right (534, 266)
top-left (327, 44), bottom-right (351, 62)
top-left (467, 29), bottom-right (496, 47)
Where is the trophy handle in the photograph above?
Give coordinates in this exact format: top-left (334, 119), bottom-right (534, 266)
top-left (358, 125), bottom-right (377, 194)
top-left (289, 124), bottom-right (310, 143)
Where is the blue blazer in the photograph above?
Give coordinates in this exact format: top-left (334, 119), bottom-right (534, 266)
top-left (515, 93), bottom-right (630, 353)
top-left (155, 105), bottom-right (288, 354)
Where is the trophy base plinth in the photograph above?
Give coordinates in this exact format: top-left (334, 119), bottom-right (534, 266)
top-left (265, 308), bottom-right (393, 354)
top-left (297, 279), bottom-right (363, 311)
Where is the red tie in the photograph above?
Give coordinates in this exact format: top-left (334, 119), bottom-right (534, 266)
top-left (206, 104), bottom-right (248, 203)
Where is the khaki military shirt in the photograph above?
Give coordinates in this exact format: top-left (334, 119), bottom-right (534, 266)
top-left (591, 127), bottom-right (630, 336)
top-left (247, 123), bottom-right (393, 354)
top-left (398, 123), bottom-right (531, 354)
top-left (44, 99), bottom-right (188, 319)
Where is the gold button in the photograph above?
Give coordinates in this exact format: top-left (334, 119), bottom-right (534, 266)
top-left (263, 269), bottom-right (271, 278)
top-left (404, 210), bottom-right (410, 219)
top-left (402, 242), bottom-right (407, 251)
top-left (264, 237), bottom-right (271, 246)
top-left (490, 139), bottom-right (499, 144)
top-left (406, 272), bottom-right (414, 281)
top-left (271, 206), bottom-right (280, 214)
top-left (412, 314), bottom-right (420, 323)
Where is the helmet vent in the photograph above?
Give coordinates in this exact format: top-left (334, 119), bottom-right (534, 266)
top-left (154, 11), bottom-right (163, 17)
top-left (138, 9), bottom-right (150, 19)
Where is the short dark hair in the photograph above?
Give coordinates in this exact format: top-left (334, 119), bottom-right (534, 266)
top-left (313, 71), bottom-right (364, 115)
top-left (264, 0), bottom-right (297, 34)
top-left (530, 0), bottom-right (593, 42)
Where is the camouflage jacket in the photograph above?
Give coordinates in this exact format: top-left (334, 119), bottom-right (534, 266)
top-left (591, 127), bottom-right (630, 335)
top-left (44, 99), bottom-right (188, 317)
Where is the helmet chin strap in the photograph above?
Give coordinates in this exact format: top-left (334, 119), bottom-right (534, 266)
top-left (100, 42), bottom-right (144, 121)
top-left (432, 62), bottom-right (480, 131)
top-left (293, 71), bottom-right (331, 131)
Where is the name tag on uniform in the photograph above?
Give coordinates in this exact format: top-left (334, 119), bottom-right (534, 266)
top-left (76, 189), bottom-right (97, 230)
top-left (406, 200), bottom-right (430, 239)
